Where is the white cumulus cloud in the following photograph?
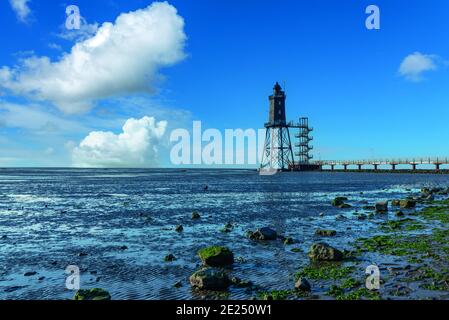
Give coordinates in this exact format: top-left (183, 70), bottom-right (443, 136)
top-left (9, 0), bottom-right (31, 23)
top-left (72, 116), bottom-right (167, 168)
top-left (398, 52), bottom-right (438, 82)
top-left (57, 17), bottom-right (99, 42)
top-left (0, 2), bottom-right (186, 113)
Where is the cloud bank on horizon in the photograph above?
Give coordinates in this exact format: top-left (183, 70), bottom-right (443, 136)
top-left (0, 2), bottom-right (186, 114)
top-left (72, 116), bottom-right (167, 168)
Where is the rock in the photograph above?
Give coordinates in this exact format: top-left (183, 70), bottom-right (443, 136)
top-left (308, 243), bottom-right (343, 261)
top-left (337, 203), bottom-right (352, 209)
top-left (78, 252), bottom-right (88, 257)
top-left (189, 268), bottom-right (230, 291)
top-left (391, 200), bottom-right (401, 207)
top-left (315, 229), bottom-right (337, 237)
top-left (198, 246), bottom-right (234, 267)
top-left (231, 277), bottom-right (253, 288)
top-left (174, 281), bottom-right (183, 288)
top-left (332, 197), bottom-right (348, 207)
top-left (375, 201), bottom-right (388, 213)
top-left (73, 288), bottom-right (111, 300)
top-left (395, 211), bottom-right (405, 217)
top-left (1, 235), bottom-right (7, 240)
top-left (284, 237), bottom-right (294, 245)
top-left (335, 214), bottom-right (347, 221)
top-left (175, 225), bottom-right (184, 232)
top-left (192, 211), bottom-right (201, 219)
top-left (224, 222), bottom-right (233, 229)
top-left (362, 205), bottom-right (376, 211)
top-left (295, 277), bottom-right (311, 292)
top-left (400, 200), bottom-right (416, 209)
top-left (119, 245), bottom-right (128, 250)
top-left (248, 227), bottom-right (277, 241)
top-left (38, 276), bottom-right (45, 281)
top-left (235, 256), bottom-right (246, 263)
top-left (319, 212), bottom-right (325, 217)
top-left (24, 271), bottom-right (37, 277)
top-left (164, 254), bottom-right (177, 262)
top-left (431, 187), bottom-right (444, 194)
top-left (221, 223), bottom-right (233, 233)
top-left (425, 195), bottom-right (434, 201)
top-left (357, 214), bottom-right (367, 220)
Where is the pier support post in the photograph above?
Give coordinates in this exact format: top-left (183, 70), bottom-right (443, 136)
top-left (373, 164), bottom-right (378, 171)
top-left (343, 164), bottom-right (348, 171)
top-left (435, 163), bottom-right (441, 171)
top-left (391, 164), bottom-right (396, 171)
top-left (358, 164), bottom-right (362, 171)
top-left (331, 165), bottom-right (335, 171)
top-left (412, 164), bottom-right (417, 171)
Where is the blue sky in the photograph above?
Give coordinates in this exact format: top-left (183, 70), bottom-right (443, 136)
top-left (0, 0), bottom-right (449, 167)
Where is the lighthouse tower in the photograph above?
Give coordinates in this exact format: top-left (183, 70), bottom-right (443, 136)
top-left (260, 82), bottom-right (295, 171)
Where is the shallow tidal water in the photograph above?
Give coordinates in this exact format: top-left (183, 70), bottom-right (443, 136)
top-left (1, 168), bottom-right (449, 300)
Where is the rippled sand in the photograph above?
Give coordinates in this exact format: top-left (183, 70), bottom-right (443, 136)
top-left (1, 168), bottom-right (448, 300)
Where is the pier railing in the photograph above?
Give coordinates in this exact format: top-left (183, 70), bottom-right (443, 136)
top-left (314, 157), bottom-right (449, 171)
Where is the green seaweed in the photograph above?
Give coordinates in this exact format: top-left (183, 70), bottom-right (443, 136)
top-left (419, 206), bottom-right (449, 223)
top-left (327, 285), bottom-right (380, 300)
top-left (295, 263), bottom-right (355, 281)
top-left (357, 234), bottom-right (431, 256)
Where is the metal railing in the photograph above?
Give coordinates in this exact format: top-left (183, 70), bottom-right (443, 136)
top-left (314, 157), bottom-right (449, 166)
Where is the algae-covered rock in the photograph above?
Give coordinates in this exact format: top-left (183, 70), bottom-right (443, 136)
top-left (164, 254), bottom-right (177, 262)
top-left (192, 211), bottom-right (201, 219)
top-left (315, 229), bottom-right (337, 237)
top-left (220, 223), bottom-right (234, 233)
top-left (400, 200), bottom-right (416, 209)
top-left (295, 277), bottom-right (311, 292)
top-left (308, 242), bottom-right (343, 261)
top-left (332, 197), bottom-right (348, 207)
top-left (375, 201), bottom-right (388, 213)
top-left (395, 211), bottom-right (405, 217)
top-left (284, 237), bottom-right (294, 245)
top-left (248, 227), bottom-right (277, 241)
top-left (73, 288), bottom-right (111, 300)
top-left (175, 225), bottom-right (184, 232)
top-left (198, 246), bottom-right (234, 267)
top-left (189, 268), bottom-right (230, 290)
top-left (391, 200), bottom-right (401, 207)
